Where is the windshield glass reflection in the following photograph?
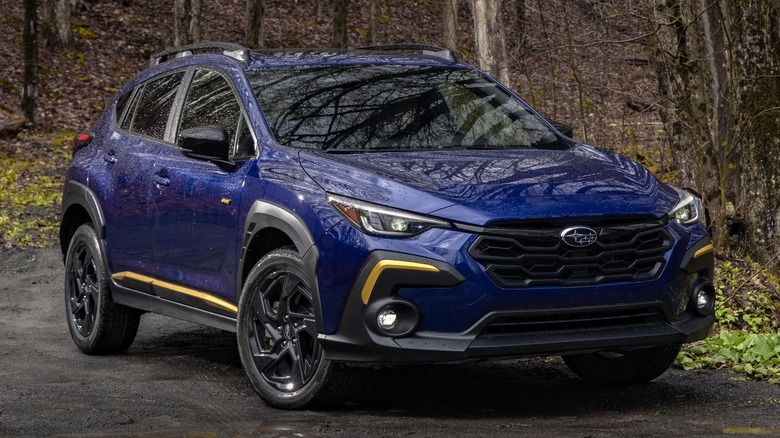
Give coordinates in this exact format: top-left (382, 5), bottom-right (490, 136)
top-left (248, 65), bottom-right (568, 152)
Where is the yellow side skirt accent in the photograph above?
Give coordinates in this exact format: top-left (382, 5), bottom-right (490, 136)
top-left (694, 243), bottom-right (715, 259)
top-left (112, 271), bottom-right (238, 314)
top-left (361, 260), bottom-right (440, 305)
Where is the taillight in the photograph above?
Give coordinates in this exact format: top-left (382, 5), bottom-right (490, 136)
top-left (72, 132), bottom-right (93, 156)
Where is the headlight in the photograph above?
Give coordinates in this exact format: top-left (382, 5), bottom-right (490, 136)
top-left (327, 194), bottom-right (450, 237)
top-left (668, 187), bottom-right (704, 225)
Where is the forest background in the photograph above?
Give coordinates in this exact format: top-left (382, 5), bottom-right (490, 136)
top-left (1, 0), bottom-right (779, 381)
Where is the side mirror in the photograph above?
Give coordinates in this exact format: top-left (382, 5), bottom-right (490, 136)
top-left (550, 121), bottom-right (574, 138)
top-left (178, 125), bottom-right (234, 170)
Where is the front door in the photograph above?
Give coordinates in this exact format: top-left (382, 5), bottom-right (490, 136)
top-left (150, 68), bottom-right (253, 313)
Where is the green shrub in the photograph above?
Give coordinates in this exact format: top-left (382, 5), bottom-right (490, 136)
top-left (678, 257), bottom-right (780, 382)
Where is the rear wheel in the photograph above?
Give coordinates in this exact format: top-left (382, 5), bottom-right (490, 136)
top-left (563, 344), bottom-right (681, 384)
top-left (64, 223), bottom-right (140, 354)
top-left (237, 248), bottom-right (357, 410)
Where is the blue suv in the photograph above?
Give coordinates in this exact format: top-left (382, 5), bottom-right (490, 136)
top-left (60, 43), bottom-right (715, 409)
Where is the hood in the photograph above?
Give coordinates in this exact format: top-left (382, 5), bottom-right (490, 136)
top-left (299, 144), bottom-right (678, 226)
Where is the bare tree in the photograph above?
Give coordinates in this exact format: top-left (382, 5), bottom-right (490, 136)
top-left (43, 0), bottom-right (70, 49)
top-left (644, 0), bottom-right (780, 263)
top-left (245, 0), bottom-right (265, 48)
top-left (731, 0), bottom-right (780, 263)
top-left (333, 0), bottom-right (347, 48)
top-left (23, 0), bottom-right (39, 125)
top-left (516, 0), bottom-right (526, 49)
top-left (442, 0), bottom-right (458, 51)
top-left (645, 0), bottom-right (723, 237)
top-left (471, 0), bottom-right (510, 85)
top-left (174, 0), bottom-right (202, 46)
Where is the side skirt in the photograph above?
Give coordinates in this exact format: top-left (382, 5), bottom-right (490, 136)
top-left (110, 279), bottom-right (237, 333)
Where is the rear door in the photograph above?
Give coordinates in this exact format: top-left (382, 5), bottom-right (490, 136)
top-left (150, 68), bottom-right (255, 312)
top-left (103, 71), bottom-right (185, 278)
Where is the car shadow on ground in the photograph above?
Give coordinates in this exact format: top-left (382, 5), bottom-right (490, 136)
top-left (126, 320), bottom-right (713, 420)
top-left (345, 361), bottom-right (709, 419)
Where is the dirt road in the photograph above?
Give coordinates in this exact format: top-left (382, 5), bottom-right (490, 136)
top-left (1, 248), bottom-right (779, 437)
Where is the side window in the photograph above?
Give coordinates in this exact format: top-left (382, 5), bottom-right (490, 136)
top-left (236, 116), bottom-right (256, 157)
top-left (179, 69), bottom-right (241, 149)
top-left (114, 90), bottom-right (133, 126)
top-left (119, 90), bottom-right (138, 131)
top-left (128, 72), bottom-right (185, 140)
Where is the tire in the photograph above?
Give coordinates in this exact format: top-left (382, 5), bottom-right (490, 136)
top-left (64, 223), bottom-right (141, 354)
top-left (563, 344), bottom-right (682, 384)
top-left (237, 248), bottom-right (357, 410)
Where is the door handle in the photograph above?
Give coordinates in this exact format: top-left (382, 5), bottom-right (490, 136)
top-left (153, 175), bottom-right (170, 187)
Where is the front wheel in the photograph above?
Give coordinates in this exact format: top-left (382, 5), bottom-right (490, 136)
top-left (237, 248), bottom-right (356, 410)
top-left (563, 344), bottom-right (682, 384)
top-left (64, 223), bottom-right (140, 354)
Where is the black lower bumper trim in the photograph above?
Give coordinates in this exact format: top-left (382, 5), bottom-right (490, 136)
top-left (320, 313), bottom-right (714, 364)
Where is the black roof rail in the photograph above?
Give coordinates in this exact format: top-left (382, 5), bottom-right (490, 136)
top-left (149, 42), bottom-right (251, 67)
top-left (356, 44), bottom-right (458, 62)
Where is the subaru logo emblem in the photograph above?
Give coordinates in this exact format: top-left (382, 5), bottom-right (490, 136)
top-left (561, 227), bottom-right (598, 247)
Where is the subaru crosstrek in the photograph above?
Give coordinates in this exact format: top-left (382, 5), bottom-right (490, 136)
top-left (60, 42), bottom-right (715, 409)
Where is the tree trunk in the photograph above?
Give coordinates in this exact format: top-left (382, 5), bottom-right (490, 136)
top-left (23, 0), bottom-right (39, 125)
top-left (244, 0), bottom-right (265, 48)
top-left (333, 0), bottom-right (347, 48)
top-left (516, 0), bottom-right (526, 48)
top-left (174, 0), bottom-right (202, 46)
top-left (471, 0), bottom-right (510, 86)
top-left (644, 0), bottom-right (726, 241)
top-left (365, 0), bottom-right (377, 45)
top-left (697, 0), bottom-right (735, 247)
top-left (442, 0), bottom-right (457, 51)
top-left (189, 0), bottom-right (201, 43)
top-left (645, 0), bottom-right (780, 265)
top-left (730, 0), bottom-right (780, 263)
top-left (43, 0), bottom-right (70, 49)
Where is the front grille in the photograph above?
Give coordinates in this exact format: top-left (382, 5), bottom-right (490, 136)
top-left (482, 306), bottom-right (667, 335)
top-left (468, 219), bottom-right (673, 288)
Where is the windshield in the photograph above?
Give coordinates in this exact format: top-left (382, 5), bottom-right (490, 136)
top-left (248, 65), bottom-right (568, 152)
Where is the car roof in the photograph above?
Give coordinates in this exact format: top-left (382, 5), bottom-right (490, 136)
top-left (247, 48), bottom-right (461, 69)
top-left (149, 42), bottom-right (464, 70)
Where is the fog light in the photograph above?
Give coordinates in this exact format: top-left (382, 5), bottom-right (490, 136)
top-left (377, 308), bottom-right (398, 330)
top-left (696, 290), bottom-right (709, 309)
top-left (367, 300), bottom-right (420, 337)
top-left (691, 282), bottom-right (715, 317)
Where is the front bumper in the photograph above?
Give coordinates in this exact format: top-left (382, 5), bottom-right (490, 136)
top-left (319, 233), bottom-right (716, 365)
top-left (320, 306), bottom-right (713, 364)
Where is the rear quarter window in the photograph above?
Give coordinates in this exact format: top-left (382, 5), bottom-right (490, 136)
top-left (114, 90), bottom-right (133, 126)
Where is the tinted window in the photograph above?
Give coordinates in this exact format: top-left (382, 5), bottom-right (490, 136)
top-left (248, 65), bottom-right (567, 152)
top-left (114, 90), bottom-right (133, 126)
top-left (129, 72), bottom-right (185, 140)
top-left (119, 90), bottom-right (138, 131)
top-left (235, 116), bottom-right (256, 157)
top-left (179, 69), bottom-right (241, 148)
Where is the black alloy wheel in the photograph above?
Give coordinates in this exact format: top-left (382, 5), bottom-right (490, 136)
top-left (247, 257), bottom-right (321, 392)
top-left (67, 238), bottom-right (99, 338)
top-left (64, 224), bottom-right (140, 354)
top-left (237, 248), bottom-right (356, 409)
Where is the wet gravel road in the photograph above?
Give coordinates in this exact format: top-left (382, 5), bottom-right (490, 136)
top-left (2, 248), bottom-right (779, 437)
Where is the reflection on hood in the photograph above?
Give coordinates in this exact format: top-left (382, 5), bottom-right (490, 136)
top-left (299, 144), bottom-right (678, 225)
